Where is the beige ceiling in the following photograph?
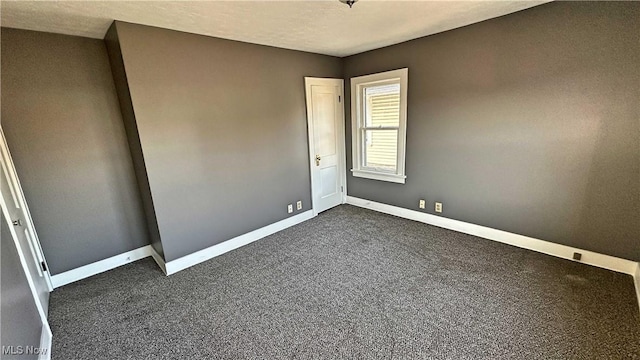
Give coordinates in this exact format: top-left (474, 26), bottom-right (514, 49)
top-left (0, 1), bottom-right (549, 57)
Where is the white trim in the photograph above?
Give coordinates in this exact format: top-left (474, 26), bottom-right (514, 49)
top-left (0, 128), bottom-right (54, 291)
top-left (634, 263), bottom-right (640, 313)
top-left (0, 128), bottom-right (53, 291)
top-left (304, 77), bottom-right (347, 216)
top-left (1, 129), bottom-right (53, 360)
top-left (50, 245), bottom-right (153, 288)
top-left (346, 196), bottom-right (639, 276)
top-left (38, 324), bottom-right (52, 360)
top-left (165, 210), bottom-right (314, 275)
top-left (0, 195), bottom-right (52, 338)
top-left (350, 68), bottom-right (408, 184)
top-left (49, 210), bottom-right (315, 283)
top-left (339, 79), bottom-right (348, 205)
top-left (149, 246), bottom-right (167, 275)
top-left (351, 169), bottom-right (406, 184)
top-left (0, 203), bottom-right (53, 360)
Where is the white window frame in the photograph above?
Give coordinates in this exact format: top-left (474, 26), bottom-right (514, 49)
top-left (350, 68), bottom-right (408, 184)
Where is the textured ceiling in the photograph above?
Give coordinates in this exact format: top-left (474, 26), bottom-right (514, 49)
top-left (0, 1), bottom-right (549, 57)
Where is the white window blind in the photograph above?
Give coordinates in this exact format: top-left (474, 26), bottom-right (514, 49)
top-left (364, 84), bottom-right (400, 172)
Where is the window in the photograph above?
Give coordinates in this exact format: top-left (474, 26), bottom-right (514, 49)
top-left (350, 68), bottom-right (408, 184)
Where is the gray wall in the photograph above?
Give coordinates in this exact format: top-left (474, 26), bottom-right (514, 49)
top-left (1, 215), bottom-right (41, 360)
top-left (1, 28), bottom-right (150, 274)
top-left (104, 24), bottom-right (165, 258)
top-left (343, 2), bottom-right (640, 261)
top-left (111, 22), bottom-right (342, 261)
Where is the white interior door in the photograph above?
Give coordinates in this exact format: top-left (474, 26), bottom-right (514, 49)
top-left (0, 127), bottom-right (53, 313)
top-left (305, 78), bottom-right (346, 215)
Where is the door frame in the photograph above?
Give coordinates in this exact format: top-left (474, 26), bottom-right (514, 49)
top-left (0, 207), bottom-right (53, 360)
top-left (0, 126), bottom-right (53, 359)
top-left (0, 127), bottom-right (54, 291)
top-left (304, 77), bottom-right (347, 216)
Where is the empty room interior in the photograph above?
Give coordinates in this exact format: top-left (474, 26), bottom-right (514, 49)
top-left (1, 0), bottom-right (639, 359)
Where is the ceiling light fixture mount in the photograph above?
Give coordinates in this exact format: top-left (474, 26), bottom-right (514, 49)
top-left (339, 0), bottom-right (358, 8)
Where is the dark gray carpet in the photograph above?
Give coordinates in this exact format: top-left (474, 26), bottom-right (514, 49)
top-left (49, 205), bottom-right (640, 359)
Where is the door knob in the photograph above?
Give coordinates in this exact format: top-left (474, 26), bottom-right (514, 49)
top-left (12, 219), bottom-right (22, 226)
top-left (315, 155), bottom-right (321, 166)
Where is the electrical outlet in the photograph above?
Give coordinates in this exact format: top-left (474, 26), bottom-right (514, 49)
top-left (296, 200), bottom-right (302, 211)
top-left (287, 204), bottom-right (293, 213)
top-left (435, 202), bottom-right (443, 213)
top-left (419, 199), bottom-right (426, 209)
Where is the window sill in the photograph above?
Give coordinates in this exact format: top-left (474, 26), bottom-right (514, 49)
top-left (351, 169), bottom-right (406, 184)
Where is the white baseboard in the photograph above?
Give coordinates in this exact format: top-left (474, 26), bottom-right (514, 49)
top-left (50, 245), bottom-right (153, 288)
top-left (50, 211), bottom-right (315, 286)
top-left (149, 246), bottom-right (167, 275)
top-left (346, 196), bottom-right (639, 276)
top-left (634, 263), bottom-right (640, 313)
top-left (38, 323), bottom-right (52, 360)
top-left (164, 210), bottom-right (314, 275)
